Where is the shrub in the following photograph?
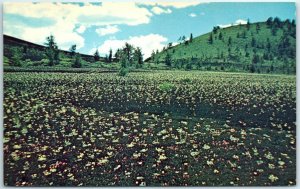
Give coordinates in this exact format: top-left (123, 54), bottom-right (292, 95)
top-left (118, 67), bottom-right (129, 77)
top-left (11, 48), bottom-right (22, 67)
top-left (72, 54), bottom-right (82, 68)
top-left (181, 78), bottom-right (191, 83)
top-left (23, 49), bottom-right (45, 61)
top-left (159, 82), bottom-right (175, 92)
top-left (185, 63), bottom-right (192, 70)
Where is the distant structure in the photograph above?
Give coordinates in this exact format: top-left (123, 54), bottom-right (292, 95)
top-left (3, 34), bottom-right (106, 62)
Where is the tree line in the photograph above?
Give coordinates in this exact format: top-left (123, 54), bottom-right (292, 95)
top-left (6, 34), bottom-right (144, 69)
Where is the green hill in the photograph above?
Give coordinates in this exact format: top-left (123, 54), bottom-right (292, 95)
top-left (148, 18), bottom-right (296, 74)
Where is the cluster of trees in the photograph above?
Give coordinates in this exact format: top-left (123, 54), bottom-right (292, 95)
top-left (6, 33), bottom-right (146, 69)
top-left (249, 17), bottom-right (295, 73)
top-left (69, 44), bottom-right (82, 68)
top-left (82, 42), bottom-right (144, 69)
top-left (113, 42), bottom-right (144, 68)
top-left (178, 33), bottom-right (193, 45)
top-left (150, 49), bottom-right (160, 64)
top-left (44, 35), bottom-right (60, 66)
top-left (44, 35), bottom-right (82, 68)
top-left (159, 53), bottom-right (293, 74)
top-left (93, 49), bottom-right (113, 63)
top-left (5, 45), bottom-right (46, 66)
top-left (207, 17), bottom-right (295, 73)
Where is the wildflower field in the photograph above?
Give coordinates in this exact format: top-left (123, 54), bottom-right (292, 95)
top-left (4, 71), bottom-right (296, 186)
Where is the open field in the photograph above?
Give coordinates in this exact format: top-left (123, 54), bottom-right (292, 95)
top-left (3, 71), bottom-right (296, 186)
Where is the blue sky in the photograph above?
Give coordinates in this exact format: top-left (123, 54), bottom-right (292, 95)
top-left (3, 1), bottom-right (296, 58)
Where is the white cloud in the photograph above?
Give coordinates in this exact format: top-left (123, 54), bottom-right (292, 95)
top-left (138, 1), bottom-right (207, 8)
top-left (189, 13), bottom-right (197, 17)
top-left (89, 48), bottom-right (98, 56)
top-left (218, 24), bottom-right (233, 28)
top-left (4, 2), bottom-right (153, 26)
top-left (76, 25), bottom-right (86, 34)
top-left (96, 25), bottom-right (120, 36)
top-left (218, 19), bottom-right (247, 28)
top-left (235, 19), bottom-right (247, 25)
top-left (77, 2), bottom-right (152, 26)
top-left (151, 6), bottom-right (172, 15)
top-left (3, 2), bottom-right (153, 50)
top-left (95, 34), bottom-right (168, 59)
top-left (3, 2), bottom-right (207, 52)
top-left (4, 16), bottom-right (85, 50)
top-left (172, 41), bottom-right (179, 46)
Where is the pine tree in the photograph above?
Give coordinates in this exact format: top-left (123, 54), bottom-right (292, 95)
top-left (190, 33), bottom-right (193, 43)
top-left (114, 49), bottom-right (122, 60)
top-left (178, 36), bottom-right (182, 44)
top-left (291, 19), bottom-right (295, 27)
top-left (228, 36), bottom-right (232, 46)
top-left (213, 26), bottom-right (220, 34)
top-left (69, 44), bottom-right (76, 57)
top-left (94, 49), bottom-right (100, 62)
top-left (251, 37), bottom-right (256, 47)
top-left (133, 47), bottom-right (143, 65)
top-left (245, 51), bottom-right (250, 57)
top-left (208, 33), bottom-right (213, 44)
top-left (151, 50), bottom-right (156, 61)
top-left (108, 49), bottom-right (113, 63)
top-left (266, 17), bottom-right (273, 28)
top-left (252, 54), bottom-right (260, 64)
top-left (273, 17), bottom-right (281, 28)
top-left (218, 32), bottom-right (223, 40)
top-left (250, 64), bottom-right (255, 73)
top-left (72, 53), bottom-right (82, 68)
top-left (271, 27), bottom-right (277, 36)
top-left (256, 23), bottom-right (260, 33)
top-left (45, 35), bottom-right (59, 66)
top-left (266, 38), bottom-right (271, 52)
top-left (124, 42), bottom-right (134, 63)
top-left (11, 47), bottom-right (22, 67)
top-left (246, 19), bottom-right (251, 30)
top-left (242, 31), bottom-right (247, 38)
top-left (120, 53), bottom-right (128, 68)
top-left (165, 53), bottom-right (172, 67)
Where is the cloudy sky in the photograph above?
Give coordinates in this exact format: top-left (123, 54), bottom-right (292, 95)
top-left (3, 1), bottom-right (295, 58)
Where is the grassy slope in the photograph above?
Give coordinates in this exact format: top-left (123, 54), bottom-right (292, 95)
top-left (153, 22), bottom-right (295, 67)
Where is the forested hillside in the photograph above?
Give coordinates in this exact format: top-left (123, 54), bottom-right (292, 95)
top-left (149, 17), bottom-right (296, 74)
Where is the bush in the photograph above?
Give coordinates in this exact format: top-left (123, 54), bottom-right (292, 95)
top-left (3, 56), bottom-right (10, 66)
top-left (181, 78), bottom-right (191, 83)
top-left (72, 54), bottom-right (82, 68)
top-left (118, 67), bottom-right (129, 76)
top-left (159, 82), bottom-right (175, 92)
top-left (185, 63), bottom-right (192, 70)
top-left (23, 49), bottom-right (45, 61)
top-left (11, 48), bottom-right (22, 67)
